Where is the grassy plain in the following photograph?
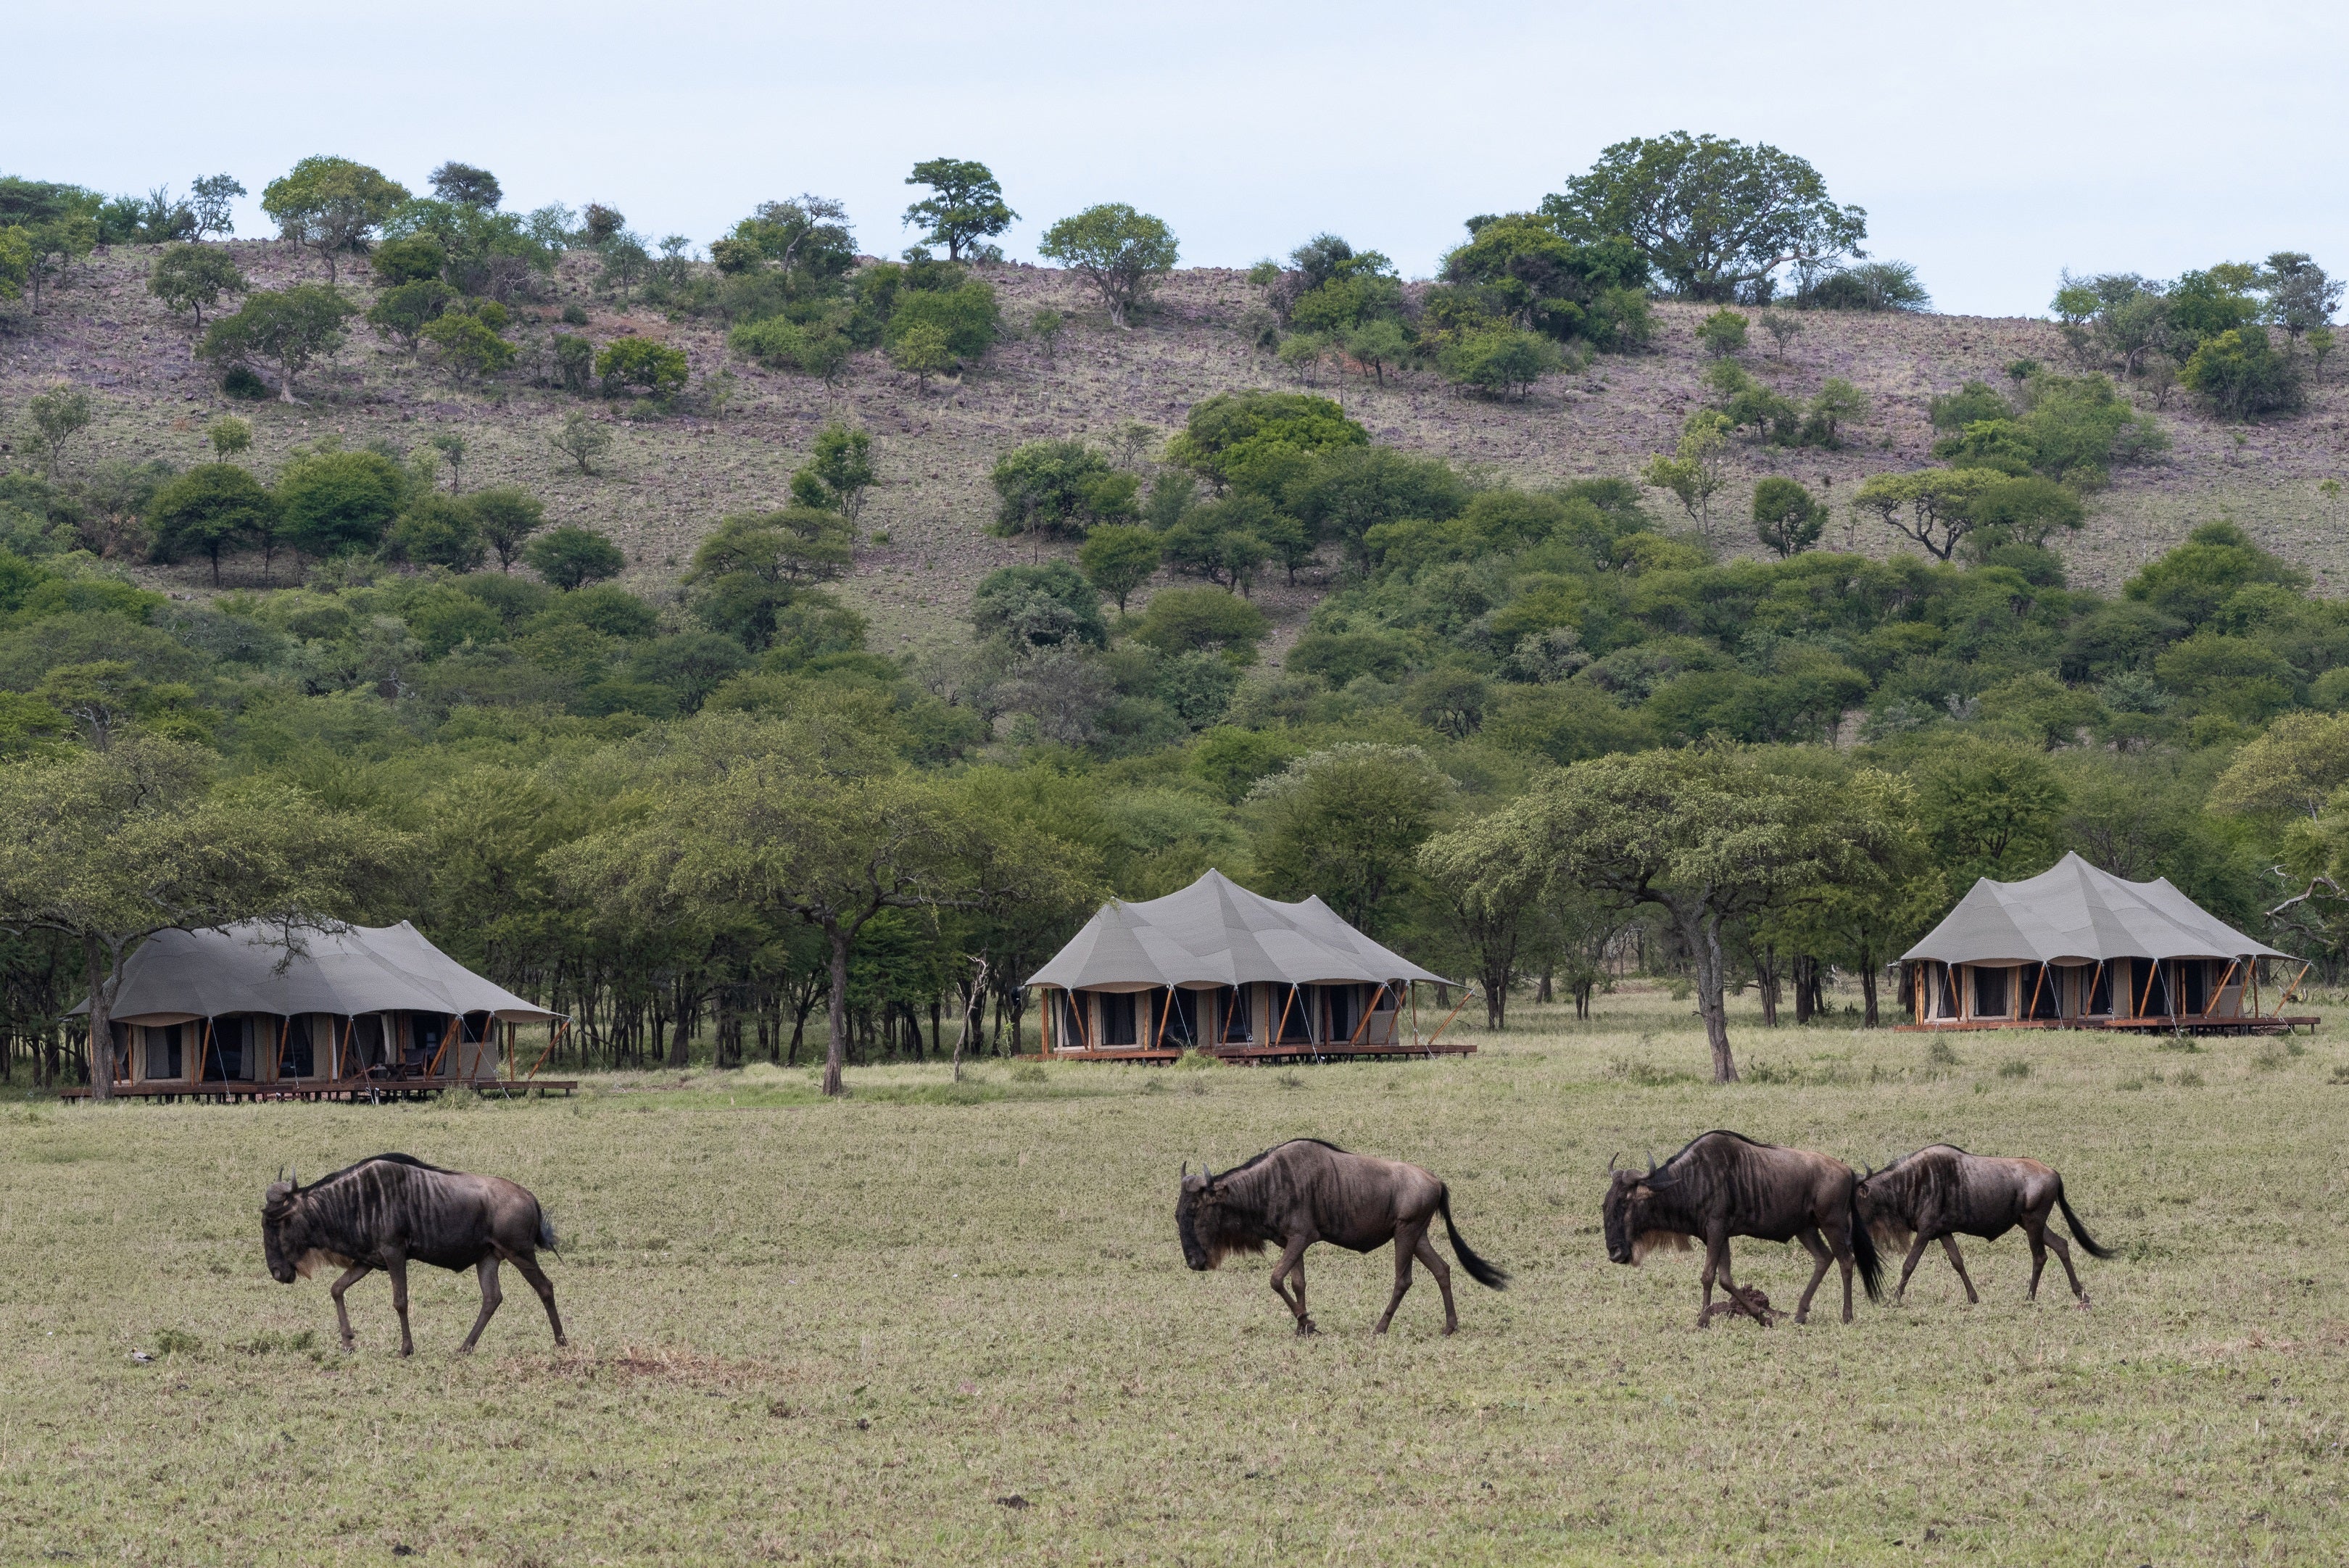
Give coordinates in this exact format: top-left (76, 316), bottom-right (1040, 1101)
top-left (3, 987), bottom-right (2346, 1564)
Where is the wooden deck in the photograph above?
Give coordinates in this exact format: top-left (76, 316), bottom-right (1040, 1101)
top-left (59, 1076), bottom-right (580, 1103)
top-left (1050, 1039), bottom-right (1477, 1065)
top-left (1897, 1014), bottom-right (2319, 1036)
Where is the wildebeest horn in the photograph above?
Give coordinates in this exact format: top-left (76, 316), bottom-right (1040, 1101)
top-left (1181, 1161), bottom-right (1189, 1177)
top-left (1607, 1151), bottom-right (1620, 1173)
top-left (289, 1162), bottom-right (297, 1189)
top-left (276, 1164), bottom-right (284, 1184)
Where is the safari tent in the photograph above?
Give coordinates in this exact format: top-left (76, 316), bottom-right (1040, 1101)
top-left (1900, 853), bottom-right (2311, 1034)
top-left (1025, 869), bottom-right (1473, 1061)
top-left (69, 921), bottom-right (568, 1100)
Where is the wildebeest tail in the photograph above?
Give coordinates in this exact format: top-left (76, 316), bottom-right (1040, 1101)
top-left (1439, 1187), bottom-right (1509, 1290)
top-left (2057, 1190), bottom-right (2113, 1258)
top-left (1847, 1186), bottom-right (1884, 1301)
top-left (536, 1203), bottom-right (559, 1253)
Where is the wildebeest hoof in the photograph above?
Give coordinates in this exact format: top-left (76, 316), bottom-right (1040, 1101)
top-left (1294, 1318), bottom-right (1318, 1336)
top-left (2074, 1295), bottom-right (2092, 1311)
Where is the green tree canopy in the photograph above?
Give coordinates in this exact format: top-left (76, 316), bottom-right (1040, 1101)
top-left (146, 464), bottom-right (276, 585)
top-left (525, 525), bottom-right (626, 591)
top-left (903, 158), bottom-right (1016, 262)
top-left (148, 244), bottom-right (246, 326)
top-left (1037, 204), bottom-right (1179, 327)
top-left (1076, 525), bottom-right (1162, 613)
top-left (1541, 132), bottom-right (1868, 302)
top-left (199, 284), bottom-right (357, 402)
top-left (260, 155), bottom-right (410, 283)
top-left (276, 447), bottom-right (407, 559)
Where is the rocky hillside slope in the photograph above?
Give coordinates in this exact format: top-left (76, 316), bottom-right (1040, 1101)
top-left (5, 243), bottom-right (2345, 663)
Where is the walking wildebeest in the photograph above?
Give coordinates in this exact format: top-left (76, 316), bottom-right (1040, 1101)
top-left (260, 1153), bottom-right (566, 1356)
top-left (1175, 1139), bottom-right (1507, 1335)
top-left (1602, 1130), bottom-right (1883, 1327)
top-left (1853, 1144), bottom-right (2114, 1307)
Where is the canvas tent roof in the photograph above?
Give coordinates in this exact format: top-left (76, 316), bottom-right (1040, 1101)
top-left (1025, 869), bottom-right (1449, 992)
top-left (1903, 853), bottom-right (2287, 967)
top-left (77, 921), bottom-right (558, 1026)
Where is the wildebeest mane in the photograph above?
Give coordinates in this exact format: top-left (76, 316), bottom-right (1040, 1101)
top-left (1647, 1129), bottom-right (1774, 1187)
top-left (1214, 1137), bottom-right (1349, 1179)
top-left (301, 1152), bottom-right (450, 1192)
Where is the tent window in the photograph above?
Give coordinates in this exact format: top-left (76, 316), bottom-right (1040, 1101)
top-left (410, 1016), bottom-right (439, 1068)
top-left (146, 1024), bottom-right (182, 1080)
top-left (280, 1019), bottom-right (314, 1079)
top-left (203, 1019), bottom-right (247, 1082)
top-left (2087, 966), bottom-right (2112, 1016)
top-left (1936, 966), bottom-right (1959, 1019)
top-left (1221, 987), bottom-right (1253, 1043)
top-left (1167, 990), bottom-right (1199, 1048)
top-left (1973, 966), bottom-right (2008, 1018)
top-left (1273, 985), bottom-right (1312, 1043)
top-left (2029, 966), bottom-right (2060, 1019)
top-left (2179, 962), bottom-right (2208, 1016)
top-left (1325, 987), bottom-right (1356, 1043)
top-left (1102, 992), bottom-right (1137, 1048)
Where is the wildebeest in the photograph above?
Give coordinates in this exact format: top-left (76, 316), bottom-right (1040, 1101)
top-left (1175, 1139), bottom-right (1507, 1335)
top-left (1854, 1144), bottom-right (2114, 1306)
top-left (1602, 1130), bottom-right (1883, 1327)
top-left (260, 1153), bottom-right (566, 1356)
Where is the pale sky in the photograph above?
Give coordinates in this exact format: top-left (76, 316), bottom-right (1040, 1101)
top-left (21, 1), bottom-right (2349, 317)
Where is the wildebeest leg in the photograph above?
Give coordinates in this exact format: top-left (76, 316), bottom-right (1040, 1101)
top-left (1896, 1233), bottom-right (1933, 1301)
top-left (2036, 1219), bottom-right (2089, 1305)
top-left (1372, 1223), bottom-right (1420, 1335)
top-left (2024, 1219), bottom-right (2050, 1301)
top-left (460, 1256), bottom-right (502, 1353)
top-left (1698, 1235), bottom-right (1732, 1327)
top-left (508, 1250), bottom-right (568, 1346)
top-left (1269, 1237), bottom-right (1316, 1335)
top-left (1416, 1231), bottom-right (1459, 1336)
top-left (328, 1264), bottom-right (370, 1351)
top-left (1791, 1226), bottom-right (1834, 1324)
top-left (386, 1255), bottom-right (415, 1357)
top-left (1939, 1236), bottom-right (1980, 1304)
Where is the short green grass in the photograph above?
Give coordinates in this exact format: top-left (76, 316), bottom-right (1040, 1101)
top-left (4, 988), bottom-right (2346, 1564)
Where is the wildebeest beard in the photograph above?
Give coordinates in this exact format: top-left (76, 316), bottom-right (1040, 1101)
top-left (1175, 1179), bottom-right (1268, 1272)
top-left (1602, 1168), bottom-right (1697, 1266)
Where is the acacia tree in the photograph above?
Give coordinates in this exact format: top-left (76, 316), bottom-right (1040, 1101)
top-left (1471, 745), bottom-right (1905, 1081)
top-left (200, 284), bottom-right (357, 402)
top-left (903, 158), bottom-right (1016, 262)
top-left (1852, 467), bottom-right (1998, 560)
top-left (1542, 132), bottom-right (1868, 302)
top-left (1038, 204), bottom-right (1179, 327)
top-left (0, 737), bottom-right (410, 1099)
top-left (261, 157), bottom-right (410, 283)
top-left (1419, 814), bottom-right (1547, 1029)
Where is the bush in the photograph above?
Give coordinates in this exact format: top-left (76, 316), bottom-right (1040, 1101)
top-left (1798, 260), bottom-right (1931, 312)
top-left (594, 336), bottom-right (689, 400)
top-left (884, 279), bottom-right (1000, 361)
top-left (277, 449), bottom-right (409, 558)
top-left (1438, 328), bottom-right (1563, 399)
top-left (2180, 327), bottom-right (2304, 420)
top-left (1696, 309), bottom-right (1749, 357)
top-left (552, 334), bottom-right (594, 394)
top-left (389, 494), bottom-right (486, 571)
top-left (523, 525), bottom-right (626, 589)
top-left (1127, 586), bottom-right (1269, 660)
top-left (972, 562), bottom-right (1109, 650)
top-left (1751, 476), bottom-right (1823, 556)
top-left (419, 313), bottom-right (516, 381)
top-left (560, 302), bottom-right (590, 326)
top-left (221, 365), bottom-right (268, 401)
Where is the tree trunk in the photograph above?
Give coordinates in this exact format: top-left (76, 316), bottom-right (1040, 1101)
top-left (1679, 905), bottom-right (1738, 1083)
top-left (823, 924), bottom-right (850, 1096)
top-left (1791, 955), bottom-right (1816, 1024)
top-left (1536, 969), bottom-right (1554, 1004)
top-left (1757, 944), bottom-right (1781, 1028)
top-left (1858, 941), bottom-right (1881, 1028)
top-left (83, 934), bottom-right (115, 1101)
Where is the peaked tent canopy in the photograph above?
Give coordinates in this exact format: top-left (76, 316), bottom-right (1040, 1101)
top-left (78, 921), bottom-right (558, 1026)
top-left (1026, 869), bottom-right (1449, 992)
top-left (1903, 853), bottom-right (2285, 966)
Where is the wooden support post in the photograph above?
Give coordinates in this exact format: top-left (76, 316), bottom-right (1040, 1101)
top-left (1271, 985), bottom-right (1298, 1053)
top-left (427, 1014), bottom-right (459, 1082)
top-left (526, 1019), bottom-right (570, 1082)
top-left (2212, 958), bottom-right (2242, 1020)
top-left (1409, 982), bottom-right (1421, 1049)
top-left (2279, 961), bottom-right (2312, 1012)
top-left (2025, 963), bottom-right (2048, 1022)
top-left (2135, 960), bottom-right (2158, 1019)
top-left (1345, 984), bottom-right (1382, 1050)
top-left (1425, 987), bottom-right (1478, 1053)
top-left (1154, 987), bottom-right (1174, 1053)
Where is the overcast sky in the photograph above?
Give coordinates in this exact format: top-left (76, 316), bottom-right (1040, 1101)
top-left (20, 1), bottom-right (2349, 317)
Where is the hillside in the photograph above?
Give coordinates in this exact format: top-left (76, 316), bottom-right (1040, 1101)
top-left (7, 242), bottom-right (2347, 664)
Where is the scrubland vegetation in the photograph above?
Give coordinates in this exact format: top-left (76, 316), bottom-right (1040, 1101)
top-left (5, 137), bottom-right (2349, 1096)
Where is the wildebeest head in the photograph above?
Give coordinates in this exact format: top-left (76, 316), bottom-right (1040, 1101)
top-left (1175, 1165), bottom-right (1217, 1271)
top-left (1851, 1161), bottom-right (1916, 1249)
top-left (260, 1169), bottom-right (301, 1285)
top-left (1602, 1167), bottom-right (1653, 1266)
